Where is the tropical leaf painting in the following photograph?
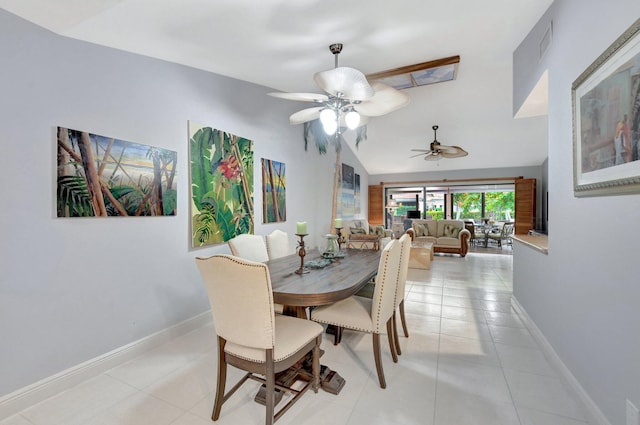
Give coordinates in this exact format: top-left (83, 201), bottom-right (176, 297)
top-left (189, 121), bottom-right (254, 247)
top-left (261, 158), bottom-right (286, 223)
top-left (56, 127), bottom-right (177, 217)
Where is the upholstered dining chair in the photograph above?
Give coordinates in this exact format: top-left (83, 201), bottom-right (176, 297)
top-left (391, 234), bottom-right (412, 356)
top-left (195, 254), bottom-right (323, 425)
top-left (228, 234), bottom-right (270, 263)
top-left (354, 234), bottom-right (411, 356)
top-left (265, 229), bottom-right (291, 260)
top-left (310, 239), bottom-right (402, 389)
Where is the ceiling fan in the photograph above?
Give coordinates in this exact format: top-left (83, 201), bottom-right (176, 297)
top-left (410, 125), bottom-right (468, 161)
top-left (268, 43), bottom-right (410, 135)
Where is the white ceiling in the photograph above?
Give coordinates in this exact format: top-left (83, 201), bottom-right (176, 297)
top-left (1, 0), bottom-right (552, 175)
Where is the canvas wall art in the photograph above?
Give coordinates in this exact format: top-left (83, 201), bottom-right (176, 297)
top-left (189, 121), bottom-right (254, 247)
top-left (354, 173), bottom-right (361, 215)
top-left (261, 158), bottom-right (286, 223)
top-left (56, 127), bottom-right (177, 217)
top-left (341, 163), bottom-right (355, 217)
top-left (572, 17), bottom-right (640, 196)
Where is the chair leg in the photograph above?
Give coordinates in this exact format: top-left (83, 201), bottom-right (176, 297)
top-left (386, 318), bottom-right (398, 364)
top-left (312, 336), bottom-right (321, 393)
top-left (399, 299), bottom-right (409, 338)
top-left (265, 349), bottom-right (275, 425)
top-left (333, 326), bottom-right (343, 345)
top-left (392, 312), bottom-right (402, 356)
top-left (212, 337), bottom-right (227, 421)
top-left (372, 333), bottom-right (386, 389)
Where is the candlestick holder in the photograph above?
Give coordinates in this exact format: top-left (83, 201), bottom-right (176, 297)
top-left (335, 227), bottom-right (343, 251)
top-left (295, 233), bottom-right (309, 275)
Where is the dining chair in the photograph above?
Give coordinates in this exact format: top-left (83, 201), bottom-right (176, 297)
top-left (310, 239), bottom-right (402, 389)
top-left (487, 221), bottom-right (514, 248)
top-left (195, 254), bottom-right (323, 425)
top-left (228, 234), bottom-right (269, 263)
top-left (354, 234), bottom-right (411, 356)
top-left (391, 233), bottom-right (412, 356)
top-left (228, 233), bottom-right (284, 314)
top-left (265, 229), bottom-right (291, 260)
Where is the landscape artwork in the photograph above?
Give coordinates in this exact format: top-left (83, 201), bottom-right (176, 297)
top-left (189, 121), bottom-right (254, 247)
top-left (341, 163), bottom-right (355, 217)
top-left (261, 158), bottom-right (286, 224)
top-left (56, 127), bottom-right (177, 217)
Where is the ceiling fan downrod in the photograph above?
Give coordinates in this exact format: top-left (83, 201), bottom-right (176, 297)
top-left (329, 43), bottom-right (343, 68)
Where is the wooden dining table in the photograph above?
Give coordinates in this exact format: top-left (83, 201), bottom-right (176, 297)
top-left (255, 248), bottom-right (381, 397)
top-left (266, 248), bottom-right (381, 319)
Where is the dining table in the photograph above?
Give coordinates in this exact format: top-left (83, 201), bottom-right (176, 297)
top-left (258, 247), bottom-right (381, 397)
top-left (266, 248), bottom-right (381, 319)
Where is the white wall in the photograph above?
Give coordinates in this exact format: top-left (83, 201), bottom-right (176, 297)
top-left (0, 10), bottom-right (350, 398)
top-left (513, 2), bottom-right (640, 424)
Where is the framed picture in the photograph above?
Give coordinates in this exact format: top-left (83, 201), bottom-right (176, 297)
top-left (572, 17), bottom-right (640, 197)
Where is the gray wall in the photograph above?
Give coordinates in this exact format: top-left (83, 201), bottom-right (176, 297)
top-left (513, 2), bottom-right (640, 424)
top-left (0, 10), bottom-right (359, 397)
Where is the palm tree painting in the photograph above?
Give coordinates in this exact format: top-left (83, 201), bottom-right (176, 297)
top-left (189, 121), bottom-right (254, 247)
top-left (56, 127), bottom-right (177, 217)
top-left (261, 158), bottom-right (286, 223)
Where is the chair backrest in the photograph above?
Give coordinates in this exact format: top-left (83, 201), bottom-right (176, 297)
top-left (265, 229), bottom-right (290, 260)
top-left (501, 222), bottom-right (514, 237)
top-left (371, 239), bottom-right (402, 332)
top-left (195, 255), bottom-right (275, 350)
top-left (393, 234), bottom-right (412, 308)
top-left (228, 234), bottom-right (269, 263)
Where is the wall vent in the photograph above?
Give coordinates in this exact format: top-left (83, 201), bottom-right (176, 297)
top-left (539, 21), bottom-right (553, 61)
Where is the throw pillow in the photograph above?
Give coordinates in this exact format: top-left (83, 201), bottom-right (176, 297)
top-left (350, 227), bottom-right (366, 235)
top-left (373, 225), bottom-right (386, 237)
top-left (443, 224), bottom-right (461, 238)
top-left (414, 223), bottom-right (427, 237)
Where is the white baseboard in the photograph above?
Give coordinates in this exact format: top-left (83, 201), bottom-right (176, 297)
top-left (511, 298), bottom-right (610, 425)
top-left (0, 311), bottom-right (212, 420)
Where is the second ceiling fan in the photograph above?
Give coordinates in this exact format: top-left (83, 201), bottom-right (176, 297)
top-left (410, 125), bottom-right (468, 161)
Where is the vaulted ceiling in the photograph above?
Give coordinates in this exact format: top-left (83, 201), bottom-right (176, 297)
top-left (1, 0), bottom-right (552, 175)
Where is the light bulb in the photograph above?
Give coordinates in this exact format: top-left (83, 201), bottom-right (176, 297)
top-left (345, 110), bottom-right (360, 129)
top-left (322, 118), bottom-right (338, 135)
top-left (319, 108), bottom-right (337, 127)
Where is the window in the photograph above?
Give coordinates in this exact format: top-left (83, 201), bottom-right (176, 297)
top-left (385, 184), bottom-right (514, 227)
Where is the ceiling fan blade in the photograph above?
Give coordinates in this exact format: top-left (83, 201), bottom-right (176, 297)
top-left (289, 107), bottom-right (323, 125)
top-left (438, 144), bottom-right (462, 154)
top-left (440, 148), bottom-right (468, 158)
top-left (410, 148), bottom-right (430, 152)
top-left (314, 67), bottom-right (375, 101)
top-left (409, 152), bottom-right (427, 158)
top-left (268, 92), bottom-right (329, 103)
top-left (424, 152), bottom-right (441, 161)
top-left (353, 82), bottom-right (411, 117)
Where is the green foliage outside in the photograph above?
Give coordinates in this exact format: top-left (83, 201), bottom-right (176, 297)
top-left (453, 192), bottom-right (514, 221)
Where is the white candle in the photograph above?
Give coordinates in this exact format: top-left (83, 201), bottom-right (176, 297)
top-left (296, 221), bottom-right (307, 235)
top-left (334, 218), bottom-right (342, 228)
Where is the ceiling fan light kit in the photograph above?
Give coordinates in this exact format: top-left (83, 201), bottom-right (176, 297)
top-left (268, 43), bottom-right (410, 136)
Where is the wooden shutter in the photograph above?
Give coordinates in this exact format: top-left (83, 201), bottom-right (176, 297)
top-left (368, 185), bottom-right (383, 225)
top-left (514, 178), bottom-right (536, 235)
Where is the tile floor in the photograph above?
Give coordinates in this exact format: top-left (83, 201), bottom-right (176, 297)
top-left (1, 251), bottom-right (591, 425)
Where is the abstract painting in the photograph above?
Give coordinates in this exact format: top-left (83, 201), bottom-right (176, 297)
top-left (261, 158), bottom-right (286, 223)
top-left (57, 127), bottom-right (177, 217)
top-left (189, 121), bottom-right (254, 247)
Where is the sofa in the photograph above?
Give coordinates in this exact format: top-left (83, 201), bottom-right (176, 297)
top-left (342, 219), bottom-right (392, 250)
top-left (406, 219), bottom-right (470, 257)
